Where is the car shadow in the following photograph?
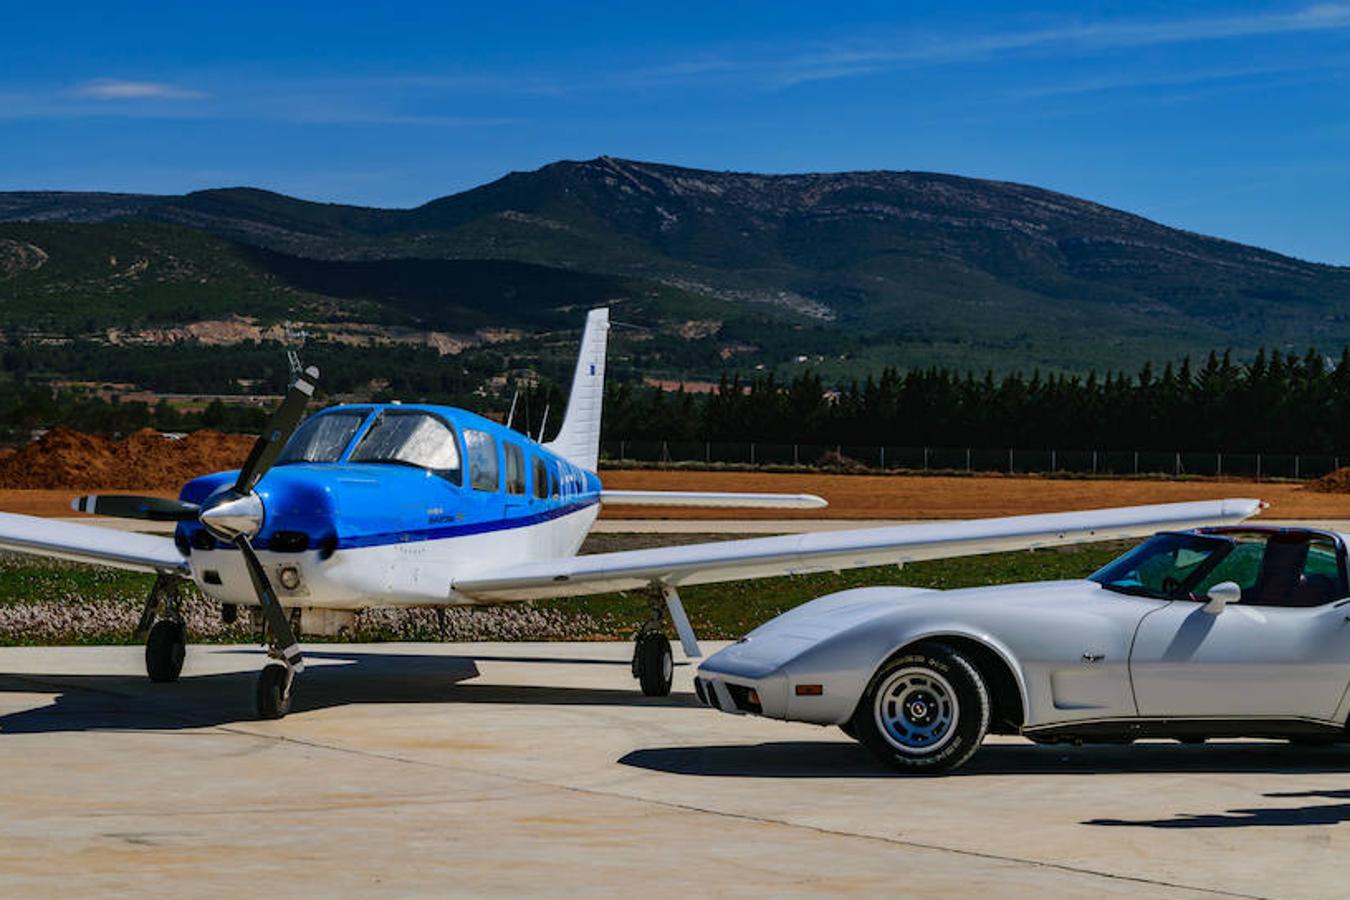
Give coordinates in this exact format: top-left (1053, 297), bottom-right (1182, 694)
top-left (1086, 789), bottom-right (1350, 828)
top-left (619, 740), bottom-right (1350, 779)
top-left (0, 648), bottom-right (697, 735)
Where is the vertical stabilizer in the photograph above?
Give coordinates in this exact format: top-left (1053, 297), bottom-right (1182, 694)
top-left (544, 308), bottom-right (609, 471)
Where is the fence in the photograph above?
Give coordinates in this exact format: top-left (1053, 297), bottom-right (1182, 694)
top-left (602, 440), bottom-right (1345, 480)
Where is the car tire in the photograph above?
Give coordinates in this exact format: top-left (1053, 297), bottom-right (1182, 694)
top-left (850, 642), bottom-right (990, 774)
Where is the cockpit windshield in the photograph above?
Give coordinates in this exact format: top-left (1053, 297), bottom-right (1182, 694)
top-left (276, 410), bottom-right (369, 465)
top-left (349, 411), bottom-right (462, 483)
top-left (1089, 533), bottom-right (1232, 600)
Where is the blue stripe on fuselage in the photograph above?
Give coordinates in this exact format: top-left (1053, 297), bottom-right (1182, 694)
top-left (333, 497), bottom-right (600, 550)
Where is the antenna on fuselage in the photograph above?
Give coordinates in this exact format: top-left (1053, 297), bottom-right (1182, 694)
top-left (505, 388), bottom-right (520, 430)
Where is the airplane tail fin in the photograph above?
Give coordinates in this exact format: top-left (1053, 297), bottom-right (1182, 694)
top-left (544, 307), bottom-right (609, 471)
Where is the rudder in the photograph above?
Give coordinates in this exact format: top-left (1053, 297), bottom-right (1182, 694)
top-left (544, 307), bottom-right (609, 471)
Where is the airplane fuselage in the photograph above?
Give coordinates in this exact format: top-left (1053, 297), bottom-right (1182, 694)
top-left (176, 403), bottom-right (602, 612)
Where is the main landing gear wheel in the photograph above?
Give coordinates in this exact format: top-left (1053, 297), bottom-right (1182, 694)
top-left (849, 642), bottom-right (990, 774)
top-left (256, 664), bottom-right (294, 719)
top-left (633, 632), bottom-right (674, 697)
top-left (145, 620), bottom-right (186, 683)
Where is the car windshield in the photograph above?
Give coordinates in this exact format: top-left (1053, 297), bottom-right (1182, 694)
top-left (1089, 533), bottom-right (1232, 600)
top-left (349, 411), bottom-right (462, 482)
top-left (276, 410), bottom-right (369, 464)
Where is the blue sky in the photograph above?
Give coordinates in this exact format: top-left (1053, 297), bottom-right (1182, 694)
top-left (2, 1), bottom-right (1348, 263)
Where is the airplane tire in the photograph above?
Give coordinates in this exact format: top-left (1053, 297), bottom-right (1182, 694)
top-left (256, 664), bottom-right (293, 719)
top-left (145, 620), bottom-right (186, 683)
top-left (635, 633), bottom-right (673, 697)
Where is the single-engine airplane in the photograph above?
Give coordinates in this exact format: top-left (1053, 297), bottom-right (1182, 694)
top-left (0, 308), bottom-right (1262, 718)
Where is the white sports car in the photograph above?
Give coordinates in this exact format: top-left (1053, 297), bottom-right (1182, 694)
top-left (696, 525), bottom-right (1350, 773)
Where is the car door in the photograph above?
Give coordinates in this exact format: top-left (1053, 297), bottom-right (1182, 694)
top-left (1129, 533), bottom-right (1350, 720)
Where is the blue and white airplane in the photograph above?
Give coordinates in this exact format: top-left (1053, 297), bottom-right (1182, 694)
top-left (0, 309), bottom-right (1259, 718)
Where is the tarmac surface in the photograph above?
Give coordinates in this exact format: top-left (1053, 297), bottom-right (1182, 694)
top-left (1, 642), bottom-right (1349, 898)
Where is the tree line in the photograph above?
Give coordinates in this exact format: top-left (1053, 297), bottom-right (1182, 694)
top-left (8, 345), bottom-right (1350, 456)
top-left (603, 349), bottom-right (1350, 454)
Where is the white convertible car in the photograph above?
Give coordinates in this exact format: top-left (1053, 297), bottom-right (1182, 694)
top-left (696, 524), bottom-right (1350, 773)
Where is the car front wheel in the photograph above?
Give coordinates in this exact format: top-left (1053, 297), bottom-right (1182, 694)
top-left (850, 642), bottom-right (990, 774)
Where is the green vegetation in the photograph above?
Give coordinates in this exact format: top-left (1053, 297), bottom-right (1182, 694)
top-left (5, 157), bottom-right (1350, 376)
top-left (605, 348), bottom-right (1350, 455)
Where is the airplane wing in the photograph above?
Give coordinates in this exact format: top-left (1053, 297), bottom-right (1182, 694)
top-left (600, 490), bottom-right (827, 509)
top-left (0, 512), bottom-right (189, 574)
top-left (452, 498), bottom-right (1261, 603)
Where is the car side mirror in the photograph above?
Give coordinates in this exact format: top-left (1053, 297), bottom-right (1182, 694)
top-left (1202, 581), bottom-right (1242, 615)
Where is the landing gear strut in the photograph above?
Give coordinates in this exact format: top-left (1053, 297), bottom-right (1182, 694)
top-left (631, 582), bottom-right (702, 697)
top-left (238, 539), bottom-right (305, 720)
top-left (137, 574), bottom-right (186, 683)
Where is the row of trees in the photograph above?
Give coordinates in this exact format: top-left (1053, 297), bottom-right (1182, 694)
top-left (8, 345), bottom-right (1350, 456)
top-left (603, 349), bottom-right (1350, 454)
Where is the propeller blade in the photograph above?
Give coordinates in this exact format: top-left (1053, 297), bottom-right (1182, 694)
top-left (234, 365), bottom-right (320, 494)
top-left (235, 536), bottom-right (304, 673)
top-left (71, 494), bottom-right (200, 521)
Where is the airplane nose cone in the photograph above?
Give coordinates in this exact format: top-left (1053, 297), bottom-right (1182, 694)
top-left (199, 491), bottom-right (265, 540)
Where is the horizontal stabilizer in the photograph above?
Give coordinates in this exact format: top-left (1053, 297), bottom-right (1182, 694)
top-left (600, 490), bottom-right (827, 510)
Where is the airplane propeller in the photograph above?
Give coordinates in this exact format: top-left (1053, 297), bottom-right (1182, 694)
top-left (72, 365), bottom-right (321, 715)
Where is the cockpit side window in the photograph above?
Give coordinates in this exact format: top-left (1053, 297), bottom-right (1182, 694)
top-left (504, 442), bottom-right (526, 495)
top-left (532, 457), bottom-right (549, 500)
top-left (349, 411), bottom-right (463, 484)
top-left (549, 463), bottom-right (560, 500)
top-left (277, 410), bottom-right (369, 464)
top-left (464, 429), bottom-right (499, 492)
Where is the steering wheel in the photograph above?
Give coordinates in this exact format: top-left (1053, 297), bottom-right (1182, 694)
top-left (1161, 576), bottom-right (1181, 596)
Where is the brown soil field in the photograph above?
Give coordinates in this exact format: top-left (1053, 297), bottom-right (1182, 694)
top-left (596, 470), bottom-right (1350, 520)
top-left (3, 426), bottom-right (1348, 521)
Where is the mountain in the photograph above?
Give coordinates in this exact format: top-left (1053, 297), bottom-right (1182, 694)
top-left (2, 157), bottom-right (1349, 376)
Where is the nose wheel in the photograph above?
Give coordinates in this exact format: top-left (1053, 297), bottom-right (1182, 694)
top-left (256, 663), bottom-right (295, 719)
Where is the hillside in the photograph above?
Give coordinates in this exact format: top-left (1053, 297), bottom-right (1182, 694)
top-left (2, 157), bottom-right (1349, 375)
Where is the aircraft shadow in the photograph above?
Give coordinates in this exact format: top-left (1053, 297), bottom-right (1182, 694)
top-left (619, 740), bottom-right (1350, 779)
top-left (0, 648), bottom-right (696, 735)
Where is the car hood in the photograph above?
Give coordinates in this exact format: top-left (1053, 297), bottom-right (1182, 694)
top-left (703, 579), bottom-right (1106, 679)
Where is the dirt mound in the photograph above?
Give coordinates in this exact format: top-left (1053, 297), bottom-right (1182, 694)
top-left (0, 428), bottom-right (255, 490)
top-left (1304, 468), bottom-right (1350, 494)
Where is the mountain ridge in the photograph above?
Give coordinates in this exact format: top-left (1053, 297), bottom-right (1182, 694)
top-left (1, 157), bottom-right (1348, 376)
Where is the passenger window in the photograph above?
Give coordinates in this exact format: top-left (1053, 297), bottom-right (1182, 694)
top-left (532, 457), bottom-right (549, 500)
top-left (1191, 540), bottom-right (1264, 598)
top-left (464, 429), bottom-right (499, 492)
top-left (549, 464), bottom-right (560, 500)
top-left (504, 443), bottom-right (526, 496)
top-left (1195, 534), bottom-right (1347, 608)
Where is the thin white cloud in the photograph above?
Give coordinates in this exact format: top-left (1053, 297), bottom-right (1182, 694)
top-left (697, 3), bottom-right (1350, 88)
top-left (74, 79), bottom-right (207, 100)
